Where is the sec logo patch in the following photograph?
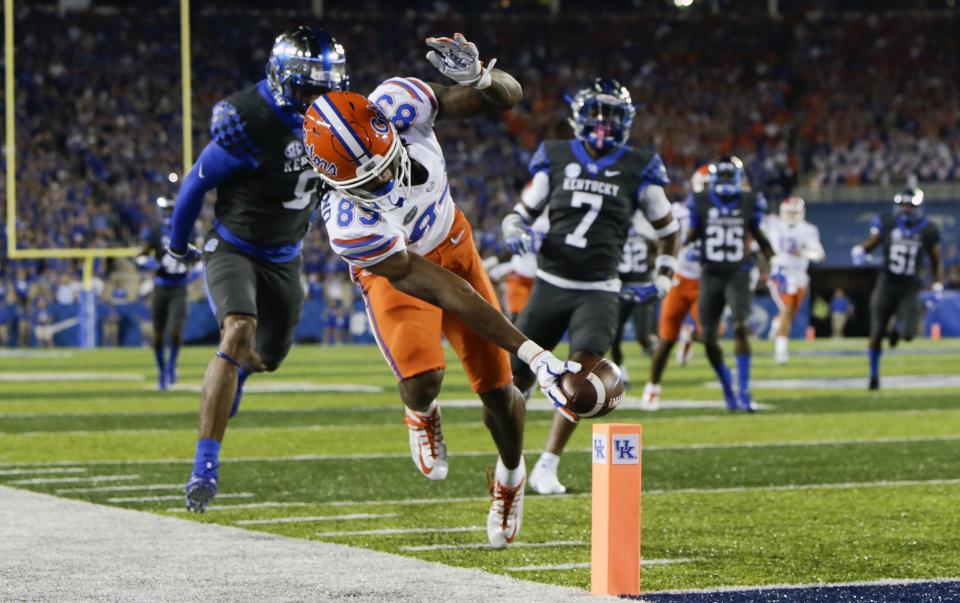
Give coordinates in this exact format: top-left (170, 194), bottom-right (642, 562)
top-left (564, 162), bottom-right (582, 178)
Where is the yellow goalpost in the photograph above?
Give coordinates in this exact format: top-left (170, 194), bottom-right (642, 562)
top-left (3, 0), bottom-right (193, 346)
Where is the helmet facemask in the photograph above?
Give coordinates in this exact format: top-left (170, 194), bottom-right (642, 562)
top-left (710, 158), bottom-right (745, 198)
top-left (567, 79), bottom-right (635, 152)
top-left (267, 29), bottom-right (349, 113)
top-left (780, 198), bottom-right (805, 226)
top-left (327, 137), bottom-right (412, 212)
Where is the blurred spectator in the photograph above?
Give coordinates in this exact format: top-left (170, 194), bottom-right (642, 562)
top-left (32, 297), bottom-right (55, 348)
top-left (830, 288), bottom-right (853, 339)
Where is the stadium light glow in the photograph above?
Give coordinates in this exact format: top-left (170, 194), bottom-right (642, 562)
top-left (674, 0), bottom-right (694, 7)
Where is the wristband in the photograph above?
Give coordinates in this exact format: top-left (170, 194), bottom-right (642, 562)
top-left (518, 340), bottom-right (545, 365)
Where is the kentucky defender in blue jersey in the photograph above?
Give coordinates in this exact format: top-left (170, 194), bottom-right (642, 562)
top-left (165, 27), bottom-right (349, 512)
top-left (502, 79), bottom-right (680, 495)
top-left (136, 196), bottom-right (198, 391)
top-left (686, 157), bottom-right (774, 412)
top-left (852, 187), bottom-right (943, 391)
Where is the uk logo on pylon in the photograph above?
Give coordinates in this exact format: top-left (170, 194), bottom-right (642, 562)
top-left (592, 434), bottom-right (607, 464)
top-left (612, 434), bottom-right (639, 465)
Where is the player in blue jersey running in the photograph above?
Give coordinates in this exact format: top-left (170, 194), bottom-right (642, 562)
top-left (165, 27), bottom-right (349, 512)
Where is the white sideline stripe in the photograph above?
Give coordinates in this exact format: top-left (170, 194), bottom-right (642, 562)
top-left (706, 374), bottom-right (960, 391)
top-left (10, 474), bottom-right (139, 485)
top-left (327, 477), bottom-right (960, 508)
top-left (234, 513), bottom-right (398, 526)
top-left (0, 467), bottom-right (86, 476)
top-left (163, 382), bottom-right (384, 394)
top-left (316, 526), bottom-right (484, 538)
top-left (163, 502), bottom-right (310, 513)
top-left (648, 576), bottom-right (960, 595)
top-left (507, 559), bottom-right (690, 572)
top-left (107, 493), bottom-right (255, 503)
top-left (401, 540), bottom-right (587, 552)
top-left (0, 349), bottom-right (73, 358)
top-left (0, 372), bottom-right (144, 382)
top-left (56, 483), bottom-right (183, 494)
top-left (441, 397), bottom-right (774, 412)
top-left (8, 432), bottom-right (960, 468)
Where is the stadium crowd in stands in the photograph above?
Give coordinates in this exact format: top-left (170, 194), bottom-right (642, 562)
top-left (2, 1), bottom-right (958, 344)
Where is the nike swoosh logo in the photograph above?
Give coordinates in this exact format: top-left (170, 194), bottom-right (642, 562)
top-left (198, 163), bottom-right (205, 179)
top-left (450, 231), bottom-right (465, 245)
top-left (604, 170), bottom-right (620, 177)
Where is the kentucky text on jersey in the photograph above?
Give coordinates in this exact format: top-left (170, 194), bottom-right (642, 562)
top-left (561, 178), bottom-right (620, 197)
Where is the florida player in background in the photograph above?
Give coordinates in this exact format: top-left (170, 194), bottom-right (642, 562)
top-left (166, 27), bottom-right (349, 512)
top-left (639, 167), bottom-right (708, 410)
top-left (765, 197), bottom-right (825, 365)
top-left (306, 34), bottom-right (579, 548)
top-left (686, 157), bottom-right (774, 412)
top-left (502, 78), bottom-right (680, 495)
top-left (852, 187), bottom-right (942, 390)
top-left (135, 196), bottom-right (198, 391)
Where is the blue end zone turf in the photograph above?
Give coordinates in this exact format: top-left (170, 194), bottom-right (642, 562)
top-left (631, 579), bottom-right (960, 603)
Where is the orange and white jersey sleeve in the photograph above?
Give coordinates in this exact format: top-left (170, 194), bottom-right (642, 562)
top-left (322, 195), bottom-right (406, 269)
top-left (672, 201), bottom-right (702, 280)
top-left (368, 76), bottom-right (440, 147)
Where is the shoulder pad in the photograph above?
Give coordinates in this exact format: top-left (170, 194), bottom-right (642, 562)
top-left (639, 153), bottom-right (669, 186)
top-left (210, 101), bottom-right (258, 159)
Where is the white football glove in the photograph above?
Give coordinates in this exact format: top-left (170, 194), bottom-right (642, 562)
top-left (654, 274), bottom-right (673, 299)
top-left (425, 33), bottom-right (496, 89)
top-left (501, 213), bottom-right (533, 255)
top-left (517, 341), bottom-right (581, 413)
top-left (162, 244), bottom-right (201, 275)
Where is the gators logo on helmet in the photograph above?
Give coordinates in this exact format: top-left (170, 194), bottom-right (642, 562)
top-left (303, 91), bottom-right (411, 210)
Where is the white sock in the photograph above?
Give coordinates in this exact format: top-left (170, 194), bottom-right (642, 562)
top-left (775, 336), bottom-right (788, 356)
top-left (497, 455), bottom-right (526, 486)
top-left (537, 451), bottom-right (560, 472)
top-left (769, 318), bottom-right (781, 340)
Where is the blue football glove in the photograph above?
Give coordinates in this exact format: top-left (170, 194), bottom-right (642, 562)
top-left (501, 213), bottom-right (534, 255)
top-left (851, 245), bottom-right (867, 267)
top-left (620, 283), bottom-right (659, 304)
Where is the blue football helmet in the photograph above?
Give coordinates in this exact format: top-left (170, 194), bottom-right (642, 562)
top-left (893, 186), bottom-right (924, 221)
top-left (267, 26), bottom-right (349, 113)
top-left (709, 156), bottom-right (746, 198)
top-left (156, 196), bottom-right (175, 224)
top-left (566, 78), bottom-right (636, 151)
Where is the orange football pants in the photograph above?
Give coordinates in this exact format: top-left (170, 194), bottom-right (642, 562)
top-left (355, 209), bottom-right (513, 393)
top-left (505, 273), bottom-right (535, 315)
top-left (658, 274), bottom-right (701, 341)
top-left (777, 287), bottom-right (806, 320)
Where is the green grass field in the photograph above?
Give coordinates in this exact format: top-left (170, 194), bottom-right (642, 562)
top-left (2, 339), bottom-right (959, 593)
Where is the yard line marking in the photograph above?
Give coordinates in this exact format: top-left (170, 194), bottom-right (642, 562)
top-left (327, 478), bottom-right (960, 508)
top-left (163, 382), bottom-right (384, 394)
top-left (651, 478), bottom-right (960, 497)
top-left (56, 483), bottom-right (183, 494)
top-left (647, 576), bottom-right (960, 595)
top-left (506, 559), bottom-right (690, 572)
top-left (0, 467), bottom-right (86, 476)
top-left (234, 513), bottom-right (398, 526)
top-left (0, 349), bottom-right (74, 358)
top-left (0, 372), bottom-right (144, 382)
top-left (107, 493), bottom-right (255, 503)
top-left (706, 374), bottom-right (960, 391)
top-left (5, 432), bottom-right (960, 467)
top-left (401, 540), bottom-right (587, 552)
top-left (9, 474), bottom-right (140, 485)
top-left (164, 502), bottom-right (310, 513)
top-left (316, 526), bottom-right (484, 538)
top-left (441, 397), bottom-right (773, 412)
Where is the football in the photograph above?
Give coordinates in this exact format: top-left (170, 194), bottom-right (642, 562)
top-left (559, 356), bottom-right (625, 419)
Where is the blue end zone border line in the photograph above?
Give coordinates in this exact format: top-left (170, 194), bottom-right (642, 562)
top-left (629, 578), bottom-right (960, 603)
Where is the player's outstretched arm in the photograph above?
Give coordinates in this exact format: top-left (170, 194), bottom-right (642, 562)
top-left (424, 33), bottom-right (522, 120)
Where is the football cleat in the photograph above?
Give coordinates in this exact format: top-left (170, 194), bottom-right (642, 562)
top-left (869, 376), bottom-right (880, 391)
top-left (403, 400), bottom-right (448, 480)
top-left (528, 458), bottom-right (566, 495)
top-left (738, 390), bottom-right (757, 413)
top-left (640, 382), bottom-right (661, 412)
top-left (157, 371), bottom-right (168, 392)
top-left (185, 474), bottom-right (217, 513)
top-left (166, 365), bottom-right (178, 387)
top-left (487, 457), bottom-right (525, 549)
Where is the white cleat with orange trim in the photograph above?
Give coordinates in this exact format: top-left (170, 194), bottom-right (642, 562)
top-left (640, 382), bottom-right (661, 411)
top-left (487, 456), bottom-right (525, 549)
top-left (403, 400), bottom-right (448, 481)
